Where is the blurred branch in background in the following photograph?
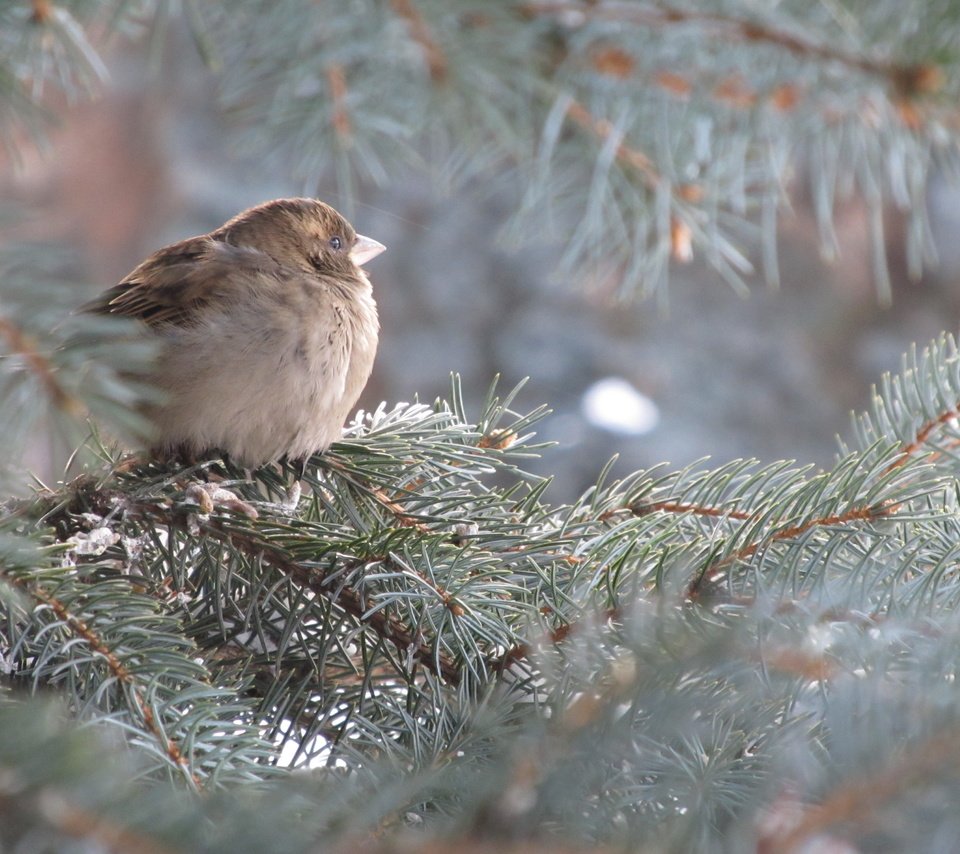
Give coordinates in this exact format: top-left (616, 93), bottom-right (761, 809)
top-left (6, 1), bottom-right (956, 294)
top-left (4, 2), bottom-right (960, 853)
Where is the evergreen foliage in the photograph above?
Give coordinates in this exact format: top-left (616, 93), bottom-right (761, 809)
top-left (3, 2), bottom-right (960, 851)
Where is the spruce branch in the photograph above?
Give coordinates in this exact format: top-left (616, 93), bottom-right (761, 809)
top-left (324, 62), bottom-right (352, 145)
top-left (9, 344), bottom-right (960, 843)
top-left (0, 245), bottom-right (159, 474)
top-left (0, 313), bottom-right (83, 418)
top-left (7, 2), bottom-right (960, 844)
top-left (390, 0), bottom-right (448, 83)
top-left (883, 400), bottom-right (960, 473)
top-left (687, 496), bottom-right (905, 599)
top-left (565, 99), bottom-right (660, 191)
top-left (29, 0), bottom-right (52, 25)
top-left (12, 388), bottom-right (567, 759)
top-left (23, 796), bottom-right (177, 854)
top-left (190, 512), bottom-right (463, 685)
top-left (4, 1), bottom-right (960, 296)
top-left (5, 568), bottom-right (272, 784)
top-left (26, 582), bottom-right (202, 788)
top-left (158, 0), bottom-right (960, 295)
top-left (525, 1), bottom-right (938, 88)
top-left (487, 336), bottom-right (960, 674)
top-left (776, 722), bottom-right (960, 850)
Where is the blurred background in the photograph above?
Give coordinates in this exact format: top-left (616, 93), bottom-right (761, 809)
top-left (4, 24), bottom-right (960, 501)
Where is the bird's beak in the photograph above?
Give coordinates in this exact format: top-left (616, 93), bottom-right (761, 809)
top-left (350, 234), bottom-right (386, 266)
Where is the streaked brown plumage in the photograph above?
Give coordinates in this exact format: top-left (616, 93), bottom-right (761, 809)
top-left (89, 198), bottom-right (385, 467)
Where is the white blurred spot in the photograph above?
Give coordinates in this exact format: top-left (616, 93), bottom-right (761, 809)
top-left (581, 377), bottom-right (659, 436)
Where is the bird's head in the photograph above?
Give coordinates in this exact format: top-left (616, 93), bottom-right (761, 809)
top-left (214, 198), bottom-right (385, 278)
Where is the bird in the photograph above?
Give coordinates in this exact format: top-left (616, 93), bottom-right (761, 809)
top-left (88, 197), bottom-right (385, 469)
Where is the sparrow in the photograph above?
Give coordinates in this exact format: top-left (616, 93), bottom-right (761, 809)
top-left (88, 198), bottom-right (385, 468)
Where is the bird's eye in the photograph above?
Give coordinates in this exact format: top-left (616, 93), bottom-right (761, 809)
top-left (329, 236), bottom-right (342, 251)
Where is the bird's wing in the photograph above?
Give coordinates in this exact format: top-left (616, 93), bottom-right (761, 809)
top-left (87, 237), bottom-right (281, 328)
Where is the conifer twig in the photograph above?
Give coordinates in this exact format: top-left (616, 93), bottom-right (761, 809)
top-left (687, 501), bottom-right (901, 598)
top-left (884, 401), bottom-right (960, 473)
top-left (525, 1), bottom-right (938, 89)
top-left (30, 795), bottom-right (177, 854)
top-left (776, 724), bottom-right (960, 851)
top-left (0, 315), bottom-right (83, 416)
top-left (390, 0), bottom-right (448, 82)
top-left (30, 0), bottom-right (52, 24)
top-left (26, 584), bottom-right (202, 788)
top-left (325, 63), bottom-right (352, 143)
top-left (600, 500), bottom-right (754, 522)
top-left (565, 99), bottom-right (661, 191)
top-left (108, 496), bottom-right (465, 685)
